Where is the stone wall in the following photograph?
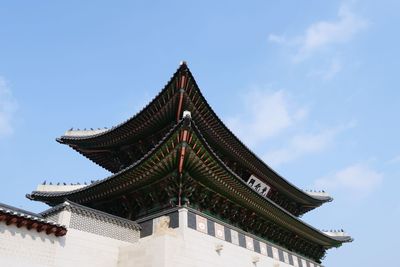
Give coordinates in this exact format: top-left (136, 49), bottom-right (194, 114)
top-left (118, 208), bottom-right (321, 267)
top-left (0, 222), bottom-right (59, 267)
top-left (0, 207), bottom-right (322, 267)
top-left (0, 207), bottom-right (139, 267)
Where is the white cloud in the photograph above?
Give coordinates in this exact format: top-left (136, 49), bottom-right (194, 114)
top-left (0, 77), bottom-right (17, 137)
top-left (269, 4), bottom-right (367, 62)
top-left (388, 155), bottom-right (400, 164)
top-left (263, 126), bottom-right (345, 166)
top-left (314, 163), bottom-right (383, 195)
top-left (225, 89), bottom-right (307, 147)
top-left (308, 58), bottom-right (343, 80)
top-left (226, 88), bottom-right (353, 165)
top-left (268, 34), bottom-right (289, 45)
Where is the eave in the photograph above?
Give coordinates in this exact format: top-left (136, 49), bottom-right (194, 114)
top-left (56, 62), bottom-right (330, 215)
top-left (28, 118), bottom-right (351, 259)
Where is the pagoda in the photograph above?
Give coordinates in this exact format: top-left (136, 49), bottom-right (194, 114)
top-left (27, 62), bottom-right (351, 266)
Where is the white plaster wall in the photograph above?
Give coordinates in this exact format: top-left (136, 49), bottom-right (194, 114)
top-left (0, 221), bottom-right (133, 267)
top-left (54, 228), bottom-right (131, 267)
top-left (0, 221), bottom-right (59, 267)
top-left (119, 227), bottom-right (294, 267)
top-left (118, 210), bottom-right (296, 267)
top-left (0, 209), bottom-right (318, 267)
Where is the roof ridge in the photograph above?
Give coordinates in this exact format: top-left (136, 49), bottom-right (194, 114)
top-left (40, 201), bottom-right (140, 230)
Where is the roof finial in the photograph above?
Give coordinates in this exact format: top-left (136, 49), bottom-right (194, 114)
top-left (183, 110), bottom-right (191, 119)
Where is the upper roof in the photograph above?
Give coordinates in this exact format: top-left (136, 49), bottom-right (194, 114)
top-left (56, 62), bottom-right (331, 216)
top-left (28, 118), bottom-right (351, 262)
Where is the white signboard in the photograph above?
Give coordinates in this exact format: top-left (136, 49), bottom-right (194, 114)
top-left (247, 175), bottom-right (270, 197)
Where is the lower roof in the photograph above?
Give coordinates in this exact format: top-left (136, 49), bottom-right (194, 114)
top-left (27, 118), bottom-right (351, 253)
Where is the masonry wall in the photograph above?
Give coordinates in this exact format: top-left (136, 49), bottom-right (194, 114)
top-left (118, 208), bottom-right (320, 267)
top-left (53, 209), bottom-right (139, 267)
top-left (54, 228), bottom-right (130, 267)
top-left (0, 208), bottom-right (321, 267)
top-left (119, 227), bottom-right (295, 267)
top-left (0, 222), bottom-right (59, 267)
top-left (0, 209), bottom-right (138, 267)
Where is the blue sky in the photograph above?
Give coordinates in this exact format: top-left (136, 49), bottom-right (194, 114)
top-left (0, 1), bottom-right (399, 266)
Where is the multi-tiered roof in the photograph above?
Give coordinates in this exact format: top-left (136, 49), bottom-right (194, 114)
top-left (27, 62), bottom-right (351, 263)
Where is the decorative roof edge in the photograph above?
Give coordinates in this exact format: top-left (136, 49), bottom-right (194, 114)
top-left (40, 201), bottom-right (141, 231)
top-left (36, 184), bottom-right (87, 193)
top-left (0, 202), bottom-right (67, 237)
top-left (64, 128), bottom-right (108, 137)
top-left (303, 190), bottom-right (333, 202)
top-left (322, 230), bottom-right (354, 243)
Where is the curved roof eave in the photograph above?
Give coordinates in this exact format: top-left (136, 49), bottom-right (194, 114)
top-left (55, 63), bottom-right (329, 208)
top-left (28, 119), bottom-right (351, 247)
top-left (57, 63), bottom-right (186, 143)
top-left (27, 120), bottom-right (185, 202)
top-left (188, 121), bottom-right (352, 246)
